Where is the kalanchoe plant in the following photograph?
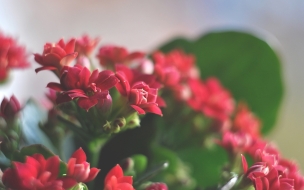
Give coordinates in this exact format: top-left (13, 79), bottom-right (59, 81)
top-left (0, 29), bottom-right (298, 190)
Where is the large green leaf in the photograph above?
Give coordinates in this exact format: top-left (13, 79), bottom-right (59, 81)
top-left (157, 30), bottom-right (284, 134)
top-left (177, 146), bottom-right (228, 188)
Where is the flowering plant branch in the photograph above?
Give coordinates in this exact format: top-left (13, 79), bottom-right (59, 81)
top-left (0, 30), bottom-right (300, 190)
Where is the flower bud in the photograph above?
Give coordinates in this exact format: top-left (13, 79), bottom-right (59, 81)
top-left (145, 182), bottom-right (168, 190)
top-left (113, 117), bottom-right (126, 128)
top-left (0, 95), bottom-right (21, 120)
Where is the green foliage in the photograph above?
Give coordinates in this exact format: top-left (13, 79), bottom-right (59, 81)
top-left (157, 31), bottom-right (284, 134)
top-left (132, 154), bottom-right (148, 174)
top-left (177, 146), bottom-right (228, 188)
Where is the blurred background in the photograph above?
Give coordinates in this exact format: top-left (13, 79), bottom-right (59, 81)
top-left (0, 0), bottom-right (303, 169)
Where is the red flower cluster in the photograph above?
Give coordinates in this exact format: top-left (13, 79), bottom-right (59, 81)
top-left (115, 64), bottom-right (164, 116)
top-left (97, 45), bottom-right (144, 68)
top-left (0, 32), bottom-right (29, 81)
top-left (242, 149), bottom-right (304, 190)
top-left (187, 77), bottom-right (234, 121)
top-left (34, 38), bottom-right (78, 74)
top-left (47, 65), bottom-right (118, 111)
top-left (75, 35), bottom-right (100, 56)
top-left (104, 164), bottom-right (134, 190)
top-left (2, 148), bottom-right (99, 190)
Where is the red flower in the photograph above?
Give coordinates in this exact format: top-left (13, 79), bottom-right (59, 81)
top-left (34, 38), bottom-right (78, 74)
top-left (232, 103), bottom-right (261, 137)
top-left (187, 77), bottom-right (234, 121)
top-left (47, 65), bottom-right (118, 111)
top-left (115, 64), bottom-right (164, 116)
top-left (2, 154), bottom-right (66, 190)
top-left (97, 45), bottom-right (144, 68)
top-left (0, 32), bottom-right (29, 81)
top-left (104, 164), bottom-right (134, 190)
top-left (218, 132), bottom-right (252, 155)
top-left (63, 148), bottom-right (100, 184)
top-left (0, 95), bottom-right (21, 120)
top-left (152, 50), bottom-right (198, 80)
top-left (242, 155), bottom-right (295, 190)
top-left (75, 35), bottom-right (100, 56)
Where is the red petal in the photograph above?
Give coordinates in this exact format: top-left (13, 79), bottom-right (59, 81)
top-left (35, 66), bottom-right (57, 73)
top-left (60, 177), bottom-right (78, 189)
top-left (141, 104), bottom-right (162, 116)
top-left (89, 69), bottom-right (99, 84)
top-left (78, 66), bottom-right (91, 88)
top-left (156, 97), bottom-right (166, 107)
top-left (65, 38), bottom-right (76, 54)
top-left (71, 148), bottom-right (87, 164)
top-left (241, 154), bottom-right (248, 173)
top-left (84, 168), bottom-right (100, 182)
top-left (105, 165), bottom-right (124, 184)
top-left (130, 105), bottom-right (146, 115)
top-left (67, 158), bottom-right (76, 176)
top-left (77, 97), bottom-right (98, 111)
top-left (115, 72), bottom-right (130, 96)
top-left (118, 176), bottom-right (133, 184)
top-left (60, 52), bottom-right (78, 67)
top-left (96, 70), bottom-right (119, 91)
top-left (47, 82), bottom-right (64, 91)
top-left (45, 156), bottom-right (60, 181)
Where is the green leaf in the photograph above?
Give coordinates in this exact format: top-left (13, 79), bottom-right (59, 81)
top-left (150, 145), bottom-right (178, 173)
top-left (177, 146), bottom-right (228, 188)
top-left (157, 30), bottom-right (284, 134)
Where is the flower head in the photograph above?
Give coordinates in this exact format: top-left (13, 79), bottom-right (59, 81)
top-left (47, 65), bottom-right (118, 111)
top-left (104, 164), bottom-right (134, 190)
top-left (2, 154), bottom-right (65, 190)
top-left (75, 35), bottom-right (100, 56)
top-left (34, 38), bottom-right (78, 74)
top-left (187, 77), bottom-right (234, 121)
top-left (115, 64), bottom-right (164, 116)
top-left (64, 148), bottom-right (100, 183)
top-left (0, 32), bottom-right (29, 81)
top-left (97, 45), bottom-right (144, 68)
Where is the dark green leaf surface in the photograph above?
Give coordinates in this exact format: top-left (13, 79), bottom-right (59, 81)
top-left (177, 146), bottom-right (228, 188)
top-left (157, 31), bottom-right (284, 134)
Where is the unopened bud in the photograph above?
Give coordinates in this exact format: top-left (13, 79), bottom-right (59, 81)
top-left (120, 157), bottom-right (134, 171)
top-left (126, 113), bottom-right (140, 128)
top-left (113, 117), bottom-right (126, 128)
top-left (0, 95), bottom-right (21, 120)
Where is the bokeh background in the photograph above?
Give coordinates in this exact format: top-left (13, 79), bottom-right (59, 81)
top-left (1, 0), bottom-right (304, 169)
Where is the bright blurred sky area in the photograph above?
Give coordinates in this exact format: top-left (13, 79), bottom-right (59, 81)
top-left (1, 0), bottom-right (304, 169)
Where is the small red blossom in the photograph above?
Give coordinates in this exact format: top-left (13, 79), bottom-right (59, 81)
top-left (97, 45), bottom-right (145, 68)
top-left (75, 35), bottom-right (100, 56)
top-left (153, 50), bottom-right (198, 80)
top-left (115, 64), bottom-right (164, 116)
top-left (47, 65), bottom-right (118, 111)
top-left (34, 38), bottom-right (78, 74)
top-left (0, 95), bottom-right (21, 120)
top-left (233, 103), bottom-right (261, 137)
top-left (218, 132), bottom-right (252, 155)
top-left (63, 148), bottom-right (100, 185)
top-left (104, 164), bottom-right (134, 190)
top-left (242, 154), bottom-right (296, 190)
top-left (2, 154), bottom-right (65, 190)
top-left (0, 32), bottom-right (29, 81)
top-left (187, 77), bottom-right (234, 121)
